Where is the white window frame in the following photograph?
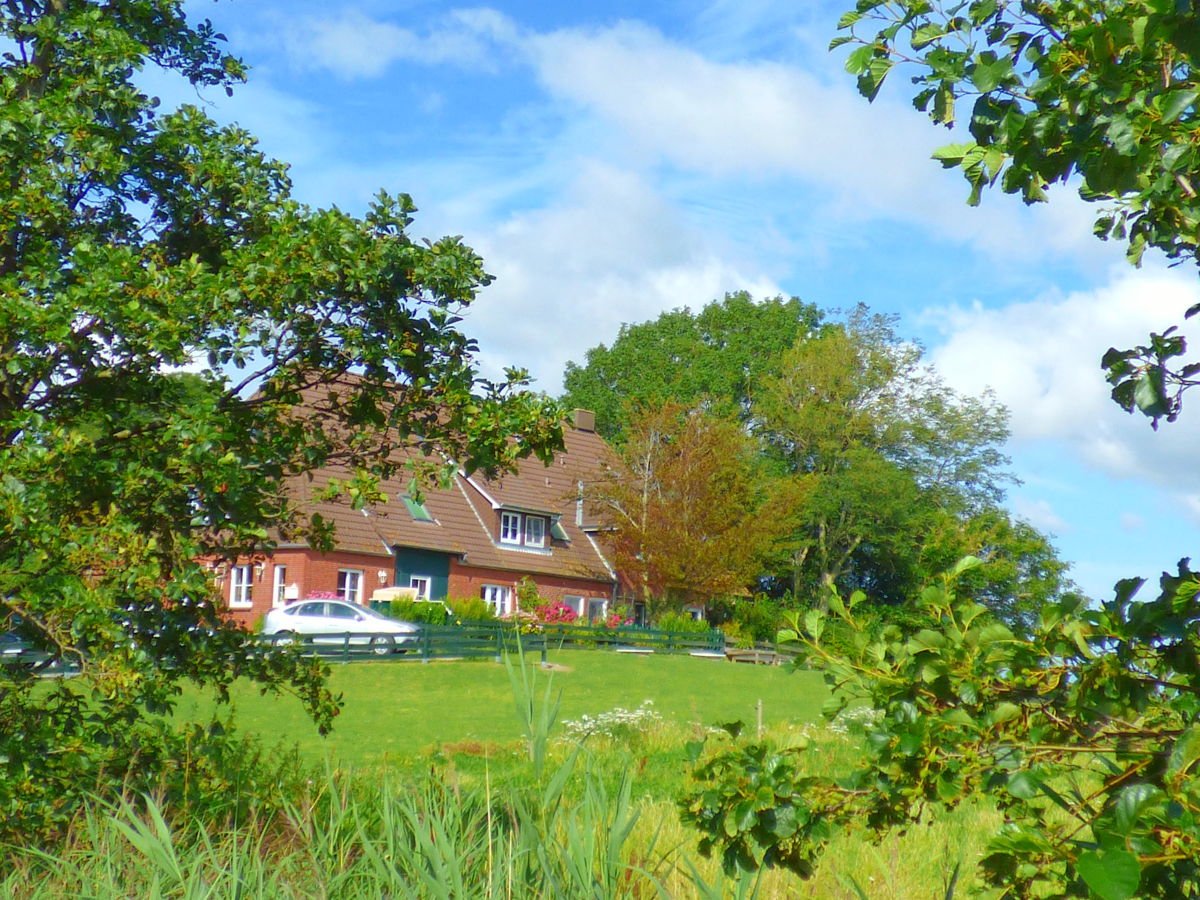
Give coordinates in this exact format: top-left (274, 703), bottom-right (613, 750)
top-left (337, 569), bottom-right (363, 605)
top-left (562, 595), bottom-right (585, 617)
top-left (272, 564), bottom-right (288, 608)
top-left (410, 576), bottom-right (431, 601)
top-left (586, 597), bottom-right (609, 623)
top-left (500, 511), bottom-right (523, 544)
top-left (523, 515), bottom-right (546, 548)
top-left (229, 564), bottom-right (253, 609)
top-left (482, 584), bottom-right (512, 617)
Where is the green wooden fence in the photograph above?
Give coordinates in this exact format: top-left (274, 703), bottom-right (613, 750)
top-left (255, 621), bottom-right (726, 664)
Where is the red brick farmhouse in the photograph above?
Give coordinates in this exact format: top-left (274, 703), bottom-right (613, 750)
top-left (219, 409), bottom-right (618, 627)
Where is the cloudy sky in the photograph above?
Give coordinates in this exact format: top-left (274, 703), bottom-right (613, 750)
top-left (171, 0), bottom-right (1198, 602)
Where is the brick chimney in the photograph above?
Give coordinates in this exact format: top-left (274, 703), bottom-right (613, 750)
top-left (571, 408), bottom-right (596, 432)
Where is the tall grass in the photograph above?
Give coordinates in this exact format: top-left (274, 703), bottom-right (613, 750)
top-left (3, 658), bottom-right (999, 898)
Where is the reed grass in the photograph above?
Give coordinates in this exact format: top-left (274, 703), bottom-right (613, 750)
top-left (5, 657), bottom-right (998, 898)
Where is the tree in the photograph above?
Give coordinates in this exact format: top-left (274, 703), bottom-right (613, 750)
top-left (755, 307), bottom-right (1013, 600)
top-left (562, 291), bottom-right (823, 439)
top-left (915, 506), bottom-right (1083, 632)
top-left (835, 0), bottom-right (1200, 425)
top-left (587, 402), bottom-right (786, 618)
top-left (684, 6), bottom-right (1200, 896)
top-left (0, 0), bottom-right (561, 840)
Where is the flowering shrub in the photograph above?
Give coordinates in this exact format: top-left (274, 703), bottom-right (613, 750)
top-left (532, 601), bottom-right (578, 625)
top-left (561, 700), bottom-right (662, 741)
top-left (589, 610), bottom-right (633, 628)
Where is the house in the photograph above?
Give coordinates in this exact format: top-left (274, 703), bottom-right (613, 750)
top-left (219, 408), bottom-right (619, 627)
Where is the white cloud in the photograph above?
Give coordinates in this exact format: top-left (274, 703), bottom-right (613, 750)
top-left (464, 162), bottom-right (781, 391)
top-left (519, 19), bottom-right (1106, 266)
top-left (1120, 512), bottom-right (1145, 531)
top-left (283, 10), bottom-right (502, 80)
top-left (929, 264), bottom-right (1200, 502)
top-left (1012, 496), bottom-right (1069, 534)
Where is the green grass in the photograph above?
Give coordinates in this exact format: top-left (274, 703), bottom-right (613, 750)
top-left (176, 649), bottom-right (828, 767)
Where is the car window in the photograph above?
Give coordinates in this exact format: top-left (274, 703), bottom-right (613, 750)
top-left (326, 602), bottom-right (359, 619)
top-left (296, 602), bottom-right (326, 617)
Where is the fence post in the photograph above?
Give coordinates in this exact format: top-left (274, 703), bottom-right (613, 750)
top-left (421, 626), bottom-right (432, 663)
top-left (341, 632), bottom-right (350, 665)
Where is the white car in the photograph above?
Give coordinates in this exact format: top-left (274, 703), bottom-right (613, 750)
top-left (262, 599), bottom-right (419, 654)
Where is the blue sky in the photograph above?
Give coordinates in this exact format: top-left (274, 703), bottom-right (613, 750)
top-left (171, 0), bottom-right (1199, 602)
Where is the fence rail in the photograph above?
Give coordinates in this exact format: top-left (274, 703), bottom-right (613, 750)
top-left (254, 621), bottom-right (727, 663)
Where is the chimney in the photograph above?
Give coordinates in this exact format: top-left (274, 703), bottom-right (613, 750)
top-left (572, 409), bottom-right (596, 432)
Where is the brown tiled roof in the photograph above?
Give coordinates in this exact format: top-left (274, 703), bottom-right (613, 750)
top-left (285, 415), bottom-right (617, 585)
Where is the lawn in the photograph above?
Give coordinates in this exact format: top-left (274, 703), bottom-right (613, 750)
top-left (176, 649), bottom-right (829, 767)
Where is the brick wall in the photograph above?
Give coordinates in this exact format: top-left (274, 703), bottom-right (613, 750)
top-left (447, 561), bottom-right (613, 614)
top-left (220, 548), bottom-right (394, 628)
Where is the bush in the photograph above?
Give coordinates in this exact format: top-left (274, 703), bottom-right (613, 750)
top-left (532, 601), bottom-right (578, 625)
top-left (387, 599), bottom-right (450, 626)
top-left (654, 611), bottom-right (712, 634)
top-left (446, 595), bottom-right (497, 622)
top-left (731, 596), bottom-right (786, 643)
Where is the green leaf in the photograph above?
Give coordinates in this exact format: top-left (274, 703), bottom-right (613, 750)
top-left (1133, 368), bottom-right (1170, 419)
top-left (950, 555), bottom-right (984, 576)
top-left (1158, 89), bottom-right (1197, 124)
top-left (1076, 849), bottom-right (1141, 900)
top-left (1167, 724), bottom-right (1200, 780)
top-left (988, 702), bottom-right (1020, 727)
top-left (912, 23), bottom-right (946, 49)
top-left (1115, 783), bottom-right (1161, 833)
top-left (845, 45), bottom-right (875, 75)
top-left (970, 56), bottom-right (1012, 92)
top-left (932, 142), bottom-right (976, 167)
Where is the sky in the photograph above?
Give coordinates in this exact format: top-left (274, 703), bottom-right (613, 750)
top-left (166, 0), bottom-right (1199, 603)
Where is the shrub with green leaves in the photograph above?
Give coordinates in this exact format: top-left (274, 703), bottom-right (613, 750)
top-left (387, 599), bottom-right (450, 626)
top-left (684, 556), bottom-right (1200, 898)
top-left (655, 612), bottom-right (713, 634)
top-left (0, 0), bottom-right (562, 843)
top-left (445, 595), bottom-right (497, 622)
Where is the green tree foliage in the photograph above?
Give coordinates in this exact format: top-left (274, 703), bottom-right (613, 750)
top-left (684, 6), bottom-right (1200, 895)
top-left (587, 402), bottom-right (787, 617)
top-left (835, 0), bottom-right (1200, 425)
top-left (0, 0), bottom-right (560, 840)
top-left (756, 307), bottom-right (1021, 605)
top-left (687, 560), bottom-right (1200, 899)
top-left (561, 291), bottom-right (823, 439)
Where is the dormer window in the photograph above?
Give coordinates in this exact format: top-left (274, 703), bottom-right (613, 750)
top-left (499, 510), bottom-right (549, 549)
top-left (500, 511), bottom-right (523, 544)
top-left (524, 515), bottom-right (545, 548)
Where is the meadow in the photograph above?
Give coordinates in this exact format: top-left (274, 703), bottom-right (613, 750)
top-left (5, 651), bottom-right (1001, 899)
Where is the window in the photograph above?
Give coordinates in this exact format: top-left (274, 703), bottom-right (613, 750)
top-left (562, 595), bottom-right (584, 617)
top-left (337, 569), bottom-right (363, 605)
top-left (402, 495), bottom-right (434, 523)
top-left (410, 576), bottom-right (431, 601)
top-left (587, 597), bottom-right (609, 623)
top-left (229, 564), bottom-right (253, 609)
top-left (500, 511), bottom-right (522, 544)
top-left (482, 584), bottom-right (512, 617)
top-left (499, 511), bottom-right (550, 549)
top-left (524, 515), bottom-right (545, 548)
top-left (272, 565), bottom-right (288, 607)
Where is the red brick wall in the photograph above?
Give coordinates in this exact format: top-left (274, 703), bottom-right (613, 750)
top-left (447, 561), bottom-right (613, 614)
top-left (220, 548), bottom-right (394, 628)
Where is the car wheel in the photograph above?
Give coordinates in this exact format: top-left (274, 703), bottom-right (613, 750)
top-left (369, 636), bottom-right (394, 656)
top-left (272, 630), bottom-right (297, 647)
